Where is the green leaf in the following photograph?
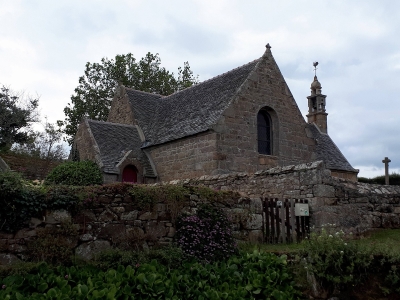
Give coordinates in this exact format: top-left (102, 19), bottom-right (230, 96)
top-left (15, 292), bottom-right (24, 300)
top-left (38, 282), bottom-right (48, 293)
top-left (245, 284), bottom-right (253, 291)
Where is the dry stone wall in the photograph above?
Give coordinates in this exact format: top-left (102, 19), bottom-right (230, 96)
top-left (2, 160), bottom-right (400, 265)
top-left (171, 160), bottom-right (400, 233)
top-left (0, 190), bottom-right (263, 265)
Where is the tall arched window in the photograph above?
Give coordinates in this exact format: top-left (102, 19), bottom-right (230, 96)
top-left (257, 110), bottom-right (272, 155)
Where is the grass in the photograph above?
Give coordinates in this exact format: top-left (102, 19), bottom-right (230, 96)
top-left (239, 228), bottom-right (400, 256)
top-left (356, 228), bottom-right (400, 256)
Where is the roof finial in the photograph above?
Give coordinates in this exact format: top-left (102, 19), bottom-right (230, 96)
top-left (313, 61), bottom-right (318, 77)
top-left (265, 43), bottom-right (271, 50)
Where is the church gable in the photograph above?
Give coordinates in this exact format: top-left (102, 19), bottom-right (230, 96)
top-left (213, 45), bottom-right (315, 173)
top-left (107, 85), bottom-right (135, 125)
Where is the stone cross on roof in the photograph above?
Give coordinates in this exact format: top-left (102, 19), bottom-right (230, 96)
top-left (382, 157), bottom-right (391, 185)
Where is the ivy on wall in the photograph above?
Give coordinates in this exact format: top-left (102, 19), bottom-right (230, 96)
top-left (0, 171), bottom-right (239, 233)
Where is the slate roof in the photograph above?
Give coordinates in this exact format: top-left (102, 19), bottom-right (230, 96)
top-left (87, 120), bottom-right (156, 176)
top-left (125, 89), bottom-right (162, 139)
top-left (307, 123), bottom-right (357, 172)
top-left (126, 59), bottom-right (260, 147)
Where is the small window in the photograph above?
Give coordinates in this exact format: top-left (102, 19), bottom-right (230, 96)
top-left (257, 110), bottom-right (272, 155)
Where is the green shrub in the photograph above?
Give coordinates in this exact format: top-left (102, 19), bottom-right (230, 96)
top-left (176, 203), bottom-right (237, 262)
top-left (300, 225), bottom-right (373, 294)
top-left (0, 171), bottom-right (24, 199)
top-left (358, 172), bottom-right (400, 185)
top-left (0, 171), bottom-right (46, 232)
top-left (0, 252), bottom-right (300, 299)
top-left (44, 161), bottom-right (102, 186)
top-left (45, 185), bottom-right (83, 212)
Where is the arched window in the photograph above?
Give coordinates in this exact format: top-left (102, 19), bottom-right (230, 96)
top-left (257, 110), bottom-right (272, 155)
top-left (122, 165), bottom-right (138, 183)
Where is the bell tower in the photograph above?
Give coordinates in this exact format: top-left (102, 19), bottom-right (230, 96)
top-left (307, 62), bottom-right (328, 133)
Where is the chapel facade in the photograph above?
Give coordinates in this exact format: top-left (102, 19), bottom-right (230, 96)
top-left (73, 44), bottom-right (358, 183)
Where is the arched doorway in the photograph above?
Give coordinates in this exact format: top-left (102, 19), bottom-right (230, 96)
top-left (122, 165), bottom-right (138, 183)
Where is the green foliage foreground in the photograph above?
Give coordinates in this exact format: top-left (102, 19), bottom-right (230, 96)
top-left (44, 161), bottom-right (103, 186)
top-left (0, 251), bottom-right (299, 300)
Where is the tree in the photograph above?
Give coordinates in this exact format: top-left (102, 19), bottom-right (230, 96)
top-left (12, 117), bottom-right (67, 161)
top-left (59, 52), bottom-right (198, 144)
top-left (0, 85), bottom-right (39, 151)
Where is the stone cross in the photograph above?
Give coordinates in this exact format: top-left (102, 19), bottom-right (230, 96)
top-left (382, 157), bottom-right (391, 185)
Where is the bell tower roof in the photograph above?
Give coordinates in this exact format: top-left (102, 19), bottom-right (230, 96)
top-left (307, 62), bottom-right (328, 133)
top-left (311, 75), bottom-right (322, 93)
top-left (310, 62), bottom-right (322, 95)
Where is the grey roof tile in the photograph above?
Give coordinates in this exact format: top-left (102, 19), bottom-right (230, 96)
top-left (87, 120), bottom-right (156, 176)
top-left (125, 59), bottom-right (260, 147)
top-left (125, 89), bottom-right (162, 138)
top-left (307, 123), bottom-right (357, 172)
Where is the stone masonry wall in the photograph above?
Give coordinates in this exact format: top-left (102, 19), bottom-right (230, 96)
top-left (107, 86), bottom-right (135, 126)
top-left (149, 132), bottom-right (220, 182)
top-left (0, 190), bottom-right (263, 265)
top-left (2, 160), bottom-right (399, 265)
top-left (74, 121), bottom-right (100, 164)
top-left (171, 160), bottom-right (400, 233)
top-left (213, 50), bottom-right (316, 174)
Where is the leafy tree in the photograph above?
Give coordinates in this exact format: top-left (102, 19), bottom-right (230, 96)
top-left (59, 52), bottom-right (198, 144)
top-left (0, 85), bottom-right (39, 151)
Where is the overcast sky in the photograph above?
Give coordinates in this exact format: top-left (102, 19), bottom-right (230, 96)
top-left (1, 0), bottom-right (399, 178)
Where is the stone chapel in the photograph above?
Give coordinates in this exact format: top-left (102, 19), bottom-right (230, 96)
top-left (73, 44), bottom-right (358, 183)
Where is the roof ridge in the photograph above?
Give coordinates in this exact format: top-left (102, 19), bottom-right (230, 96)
top-left (87, 119), bottom-right (136, 128)
top-left (163, 58), bottom-right (261, 99)
top-left (124, 87), bottom-right (164, 97)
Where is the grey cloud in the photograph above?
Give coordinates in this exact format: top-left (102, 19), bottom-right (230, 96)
top-left (132, 16), bottom-right (229, 57)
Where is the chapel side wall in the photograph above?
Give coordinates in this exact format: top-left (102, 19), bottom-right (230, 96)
top-left (215, 54), bottom-right (315, 174)
top-left (148, 132), bottom-right (219, 182)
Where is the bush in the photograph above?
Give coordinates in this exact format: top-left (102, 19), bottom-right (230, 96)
top-left (0, 252), bottom-right (300, 299)
top-left (0, 171), bottom-right (46, 232)
top-left (300, 225), bottom-right (373, 295)
top-left (176, 203), bottom-right (237, 262)
top-left (0, 171), bottom-right (24, 199)
top-left (44, 161), bottom-right (102, 186)
top-left (358, 173), bottom-right (400, 185)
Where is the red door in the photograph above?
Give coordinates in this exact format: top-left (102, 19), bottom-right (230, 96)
top-left (122, 165), bottom-right (138, 183)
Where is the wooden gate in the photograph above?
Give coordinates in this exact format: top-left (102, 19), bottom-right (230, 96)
top-left (262, 198), bottom-right (310, 244)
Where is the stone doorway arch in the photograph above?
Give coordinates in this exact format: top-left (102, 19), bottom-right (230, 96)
top-left (122, 165), bottom-right (138, 183)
